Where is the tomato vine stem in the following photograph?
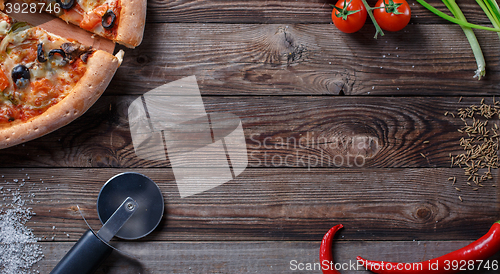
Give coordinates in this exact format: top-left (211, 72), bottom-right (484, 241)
top-left (382, 0), bottom-right (404, 14)
top-left (332, 0), bottom-right (362, 20)
top-left (361, 0), bottom-right (385, 38)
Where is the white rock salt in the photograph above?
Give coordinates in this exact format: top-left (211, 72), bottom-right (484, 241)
top-left (1, 186), bottom-right (43, 274)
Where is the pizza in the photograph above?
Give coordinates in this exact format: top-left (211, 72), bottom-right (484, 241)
top-left (40, 0), bottom-right (145, 48)
top-left (0, 0), bottom-right (146, 48)
top-left (0, 10), bottom-right (124, 149)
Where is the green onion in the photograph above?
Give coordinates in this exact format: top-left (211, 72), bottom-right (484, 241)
top-left (476, 0), bottom-right (500, 39)
top-left (416, 0), bottom-right (500, 31)
top-left (445, 0), bottom-right (485, 79)
top-left (416, 0), bottom-right (500, 79)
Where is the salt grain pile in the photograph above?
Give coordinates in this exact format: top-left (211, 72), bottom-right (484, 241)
top-left (1, 180), bottom-right (43, 274)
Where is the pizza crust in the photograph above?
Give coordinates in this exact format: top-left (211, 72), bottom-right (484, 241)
top-left (116, 0), bottom-right (147, 48)
top-left (0, 50), bottom-right (121, 149)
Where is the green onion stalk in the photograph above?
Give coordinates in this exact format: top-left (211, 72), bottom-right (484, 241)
top-left (476, 0), bottom-right (500, 38)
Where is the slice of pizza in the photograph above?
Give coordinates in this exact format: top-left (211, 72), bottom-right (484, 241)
top-left (50, 0), bottom-right (145, 48)
top-left (0, 11), bottom-right (123, 149)
top-left (0, 0), bottom-right (146, 48)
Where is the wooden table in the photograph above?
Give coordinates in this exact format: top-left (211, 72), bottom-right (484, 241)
top-left (2, 0), bottom-right (500, 273)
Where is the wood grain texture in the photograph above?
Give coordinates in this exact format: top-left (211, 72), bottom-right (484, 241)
top-left (0, 96), bottom-right (494, 169)
top-left (109, 23), bottom-right (500, 96)
top-left (1, 168), bottom-right (498, 241)
top-left (3, 2), bottom-right (500, 273)
top-left (35, 241), bottom-right (500, 273)
top-left (145, 0), bottom-right (493, 24)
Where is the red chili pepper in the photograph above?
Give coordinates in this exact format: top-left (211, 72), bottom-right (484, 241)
top-left (357, 220), bottom-right (500, 274)
top-left (320, 224), bottom-right (344, 274)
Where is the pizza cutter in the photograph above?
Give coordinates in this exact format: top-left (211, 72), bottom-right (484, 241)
top-left (50, 172), bottom-right (164, 274)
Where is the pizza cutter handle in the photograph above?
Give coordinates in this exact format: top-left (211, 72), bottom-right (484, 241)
top-left (50, 229), bottom-right (113, 274)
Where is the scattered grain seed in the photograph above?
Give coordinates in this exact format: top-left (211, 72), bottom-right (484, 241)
top-left (420, 153), bottom-right (426, 158)
top-left (459, 196), bottom-right (463, 202)
top-left (423, 140), bottom-right (430, 144)
top-left (455, 187), bottom-right (461, 191)
top-left (448, 97), bottom-right (499, 195)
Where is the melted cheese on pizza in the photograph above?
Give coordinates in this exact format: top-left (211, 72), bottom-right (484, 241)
top-left (78, 0), bottom-right (108, 12)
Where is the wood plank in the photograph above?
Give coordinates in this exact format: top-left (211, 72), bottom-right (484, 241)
top-left (112, 23), bottom-right (500, 96)
top-left (34, 241), bottom-right (500, 273)
top-left (146, 0), bottom-right (494, 24)
top-left (1, 168), bottom-right (498, 241)
top-left (0, 96), bottom-right (494, 169)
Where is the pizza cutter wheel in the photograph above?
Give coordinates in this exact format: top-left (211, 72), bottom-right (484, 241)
top-left (50, 172), bottom-right (164, 274)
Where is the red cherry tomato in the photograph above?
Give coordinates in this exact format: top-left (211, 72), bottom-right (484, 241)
top-left (373, 0), bottom-right (411, 32)
top-left (331, 0), bottom-right (367, 34)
